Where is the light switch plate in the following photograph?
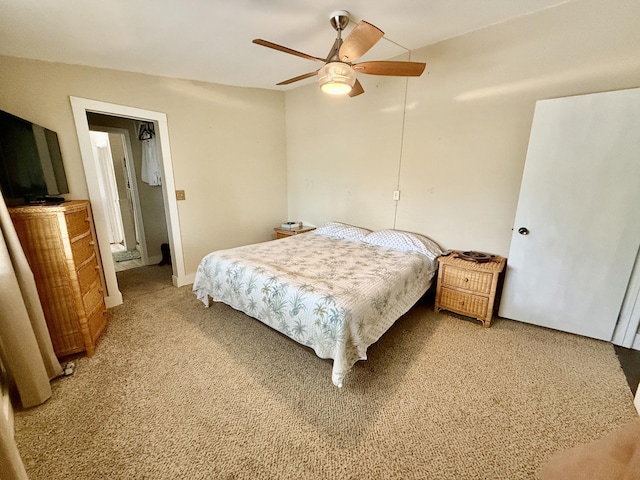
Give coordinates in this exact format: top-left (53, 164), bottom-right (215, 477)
top-left (175, 190), bottom-right (186, 201)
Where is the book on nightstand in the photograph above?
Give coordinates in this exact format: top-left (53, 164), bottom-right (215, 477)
top-left (281, 221), bottom-right (303, 230)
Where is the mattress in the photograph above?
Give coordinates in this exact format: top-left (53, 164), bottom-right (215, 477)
top-left (192, 231), bottom-right (439, 387)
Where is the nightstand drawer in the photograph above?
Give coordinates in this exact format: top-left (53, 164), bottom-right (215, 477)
top-left (274, 226), bottom-right (315, 239)
top-left (439, 287), bottom-right (489, 318)
top-left (441, 265), bottom-right (493, 294)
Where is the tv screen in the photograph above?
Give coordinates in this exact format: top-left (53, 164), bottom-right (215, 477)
top-left (0, 110), bottom-right (69, 205)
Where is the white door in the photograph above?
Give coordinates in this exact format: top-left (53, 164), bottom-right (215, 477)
top-left (90, 131), bottom-right (124, 245)
top-left (498, 88), bottom-right (640, 341)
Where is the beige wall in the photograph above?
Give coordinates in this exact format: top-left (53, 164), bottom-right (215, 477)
top-left (0, 0), bottom-right (638, 273)
top-left (0, 58), bottom-right (287, 273)
top-left (285, 0), bottom-right (640, 256)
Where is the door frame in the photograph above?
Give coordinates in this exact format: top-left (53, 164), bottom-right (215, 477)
top-left (612, 251), bottom-right (640, 349)
top-left (89, 126), bottom-right (149, 266)
top-left (70, 97), bottom-right (187, 308)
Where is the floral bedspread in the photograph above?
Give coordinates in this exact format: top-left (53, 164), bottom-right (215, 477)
top-left (192, 232), bottom-right (437, 387)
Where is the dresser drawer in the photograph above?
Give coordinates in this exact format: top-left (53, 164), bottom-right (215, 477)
top-left (70, 232), bottom-right (96, 265)
top-left (76, 255), bottom-right (100, 294)
top-left (87, 304), bottom-right (108, 346)
top-left (441, 265), bottom-right (493, 294)
top-left (439, 287), bottom-right (489, 319)
top-left (65, 208), bottom-right (90, 240)
top-left (82, 281), bottom-right (104, 313)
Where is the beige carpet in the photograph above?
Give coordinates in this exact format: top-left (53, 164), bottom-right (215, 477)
top-left (14, 265), bottom-right (638, 479)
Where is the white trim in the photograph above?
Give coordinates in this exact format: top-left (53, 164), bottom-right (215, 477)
top-left (613, 246), bottom-right (640, 349)
top-left (147, 254), bottom-right (163, 265)
top-left (70, 97), bottom-right (186, 306)
top-left (635, 383), bottom-right (640, 416)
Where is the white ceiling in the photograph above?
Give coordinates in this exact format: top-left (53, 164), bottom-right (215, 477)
top-left (0, 0), bottom-right (571, 91)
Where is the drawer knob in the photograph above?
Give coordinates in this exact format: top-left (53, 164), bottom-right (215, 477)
top-left (464, 277), bottom-right (469, 282)
top-left (89, 241), bottom-right (95, 246)
top-left (460, 301), bottom-right (465, 306)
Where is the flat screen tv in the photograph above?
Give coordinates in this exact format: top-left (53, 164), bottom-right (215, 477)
top-left (0, 109), bottom-right (69, 206)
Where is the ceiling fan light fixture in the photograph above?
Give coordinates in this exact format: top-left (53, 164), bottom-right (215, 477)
top-left (317, 62), bottom-right (356, 95)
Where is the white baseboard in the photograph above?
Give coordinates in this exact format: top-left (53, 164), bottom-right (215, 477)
top-left (633, 333), bottom-right (640, 351)
top-left (146, 254), bottom-right (162, 265)
top-left (635, 384), bottom-right (640, 416)
top-left (105, 291), bottom-right (124, 308)
top-left (174, 272), bottom-right (195, 287)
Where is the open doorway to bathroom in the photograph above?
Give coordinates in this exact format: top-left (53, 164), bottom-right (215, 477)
top-left (88, 129), bottom-right (145, 272)
top-left (71, 96), bottom-right (187, 308)
top-left (86, 112), bottom-right (169, 275)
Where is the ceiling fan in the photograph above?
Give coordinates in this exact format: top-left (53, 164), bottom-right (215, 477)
top-left (252, 10), bottom-right (426, 97)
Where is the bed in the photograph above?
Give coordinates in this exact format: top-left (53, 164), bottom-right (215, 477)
top-left (192, 222), bottom-right (442, 387)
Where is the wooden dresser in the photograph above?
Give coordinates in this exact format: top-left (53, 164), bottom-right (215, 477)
top-left (9, 200), bottom-right (108, 357)
top-left (434, 251), bottom-right (506, 327)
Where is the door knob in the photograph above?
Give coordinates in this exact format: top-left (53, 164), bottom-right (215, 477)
top-left (518, 227), bottom-right (530, 235)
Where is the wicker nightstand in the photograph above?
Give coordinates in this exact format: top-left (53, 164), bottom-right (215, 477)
top-left (274, 226), bottom-right (315, 239)
top-left (434, 251), bottom-right (506, 327)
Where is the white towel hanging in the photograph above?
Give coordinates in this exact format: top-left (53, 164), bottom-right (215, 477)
top-left (136, 122), bottom-right (161, 186)
top-left (141, 136), bottom-right (162, 186)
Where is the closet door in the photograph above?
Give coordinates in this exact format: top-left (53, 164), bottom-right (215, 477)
top-left (498, 88), bottom-right (640, 341)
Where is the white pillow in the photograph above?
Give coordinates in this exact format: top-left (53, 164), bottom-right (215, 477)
top-left (313, 221), bottom-right (372, 242)
top-left (363, 229), bottom-right (443, 260)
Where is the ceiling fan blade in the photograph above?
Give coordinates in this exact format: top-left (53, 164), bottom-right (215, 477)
top-left (253, 39), bottom-right (325, 63)
top-left (353, 61), bottom-right (426, 77)
top-left (276, 70), bottom-right (319, 86)
top-left (348, 79), bottom-right (364, 97)
top-left (338, 21), bottom-right (384, 63)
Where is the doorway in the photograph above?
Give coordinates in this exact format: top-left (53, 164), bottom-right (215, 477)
top-left (88, 128), bottom-right (147, 272)
top-left (70, 97), bottom-right (187, 308)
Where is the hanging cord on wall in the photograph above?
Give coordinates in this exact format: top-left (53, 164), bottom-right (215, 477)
top-left (344, 23), bottom-right (416, 229)
top-left (393, 50), bottom-right (412, 230)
